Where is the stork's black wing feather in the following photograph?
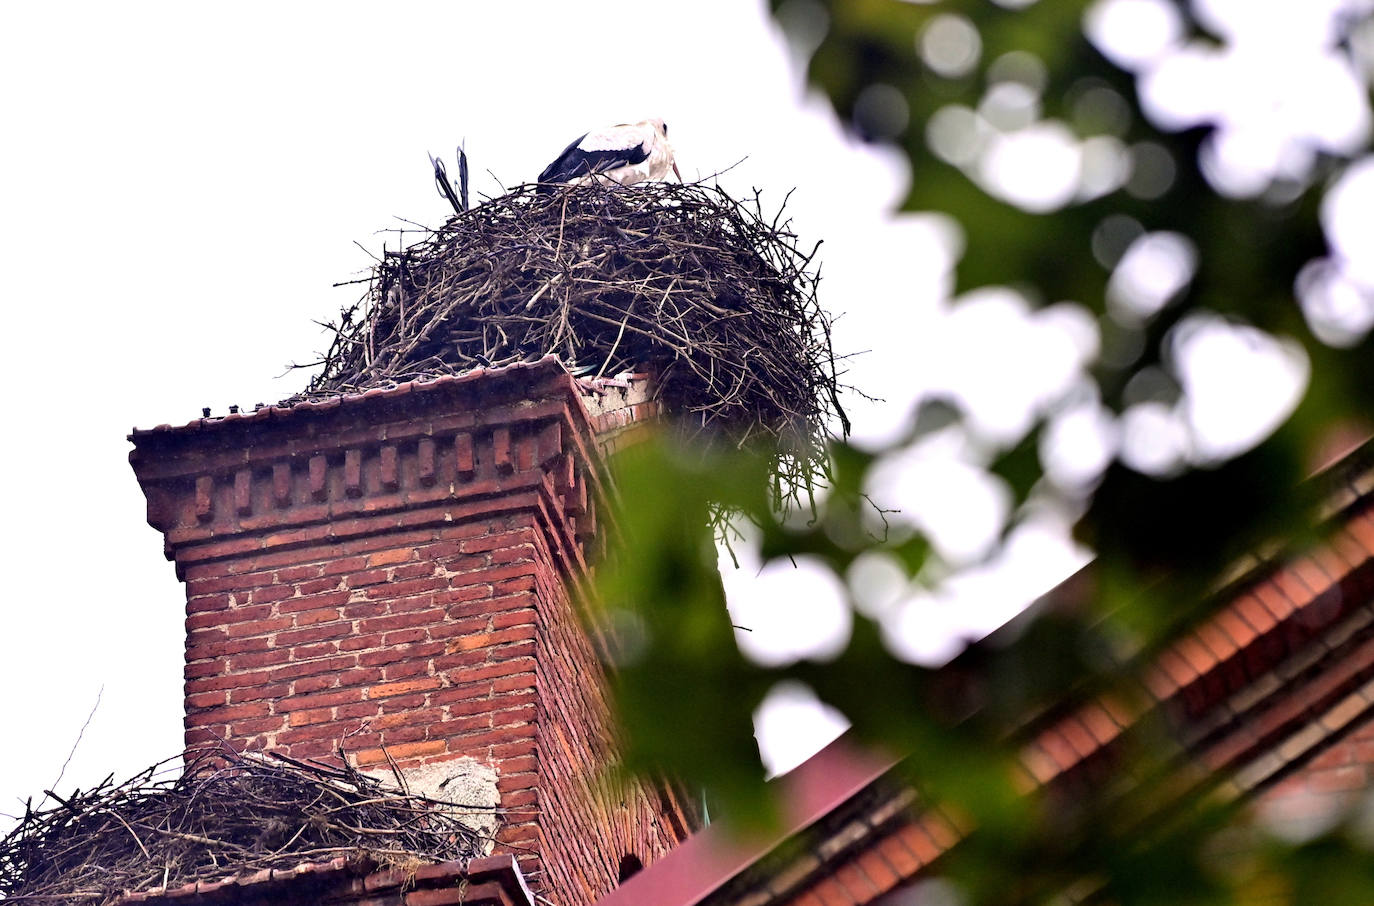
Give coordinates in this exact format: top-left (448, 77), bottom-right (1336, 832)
top-left (538, 133), bottom-right (650, 184)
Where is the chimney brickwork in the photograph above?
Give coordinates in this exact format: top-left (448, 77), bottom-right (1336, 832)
top-left (129, 360), bottom-right (688, 903)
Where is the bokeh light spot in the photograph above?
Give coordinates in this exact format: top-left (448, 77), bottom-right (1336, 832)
top-left (1085, 0), bottom-right (1185, 70)
top-left (1125, 141), bottom-right (1176, 198)
top-left (853, 82), bottom-right (911, 141)
top-left (1107, 231), bottom-right (1197, 322)
top-left (920, 14), bottom-right (982, 79)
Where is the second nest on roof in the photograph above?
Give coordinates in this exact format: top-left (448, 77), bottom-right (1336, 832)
top-left (307, 180), bottom-right (846, 468)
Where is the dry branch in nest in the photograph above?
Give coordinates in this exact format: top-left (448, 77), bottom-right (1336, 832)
top-left (296, 180), bottom-right (846, 499)
top-left (0, 746), bottom-right (492, 905)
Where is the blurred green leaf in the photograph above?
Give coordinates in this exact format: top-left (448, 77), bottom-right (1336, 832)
top-left (600, 0), bottom-right (1374, 901)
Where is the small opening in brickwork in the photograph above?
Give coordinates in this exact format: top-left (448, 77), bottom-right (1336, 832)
top-left (617, 854), bottom-right (644, 882)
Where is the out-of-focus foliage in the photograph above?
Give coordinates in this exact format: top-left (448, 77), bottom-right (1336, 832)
top-left (595, 0), bottom-right (1374, 901)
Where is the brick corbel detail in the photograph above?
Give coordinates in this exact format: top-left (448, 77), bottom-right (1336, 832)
top-left (132, 365), bottom-right (604, 581)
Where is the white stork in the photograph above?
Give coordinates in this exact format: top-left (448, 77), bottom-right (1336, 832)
top-left (538, 118), bottom-right (681, 188)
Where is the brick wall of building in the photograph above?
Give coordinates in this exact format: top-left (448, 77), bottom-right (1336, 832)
top-left (130, 361), bottom-right (691, 904)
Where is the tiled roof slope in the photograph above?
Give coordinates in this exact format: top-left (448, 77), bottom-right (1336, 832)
top-left (601, 440), bottom-right (1374, 906)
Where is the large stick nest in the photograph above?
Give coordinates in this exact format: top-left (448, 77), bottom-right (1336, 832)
top-left (299, 180), bottom-right (846, 471)
top-left (0, 748), bottom-right (491, 904)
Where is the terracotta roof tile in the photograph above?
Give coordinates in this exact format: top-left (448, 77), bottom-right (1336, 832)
top-left (1175, 635), bottom-right (1220, 676)
top-left (852, 849), bottom-right (903, 894)
top-left (1156, 648), bottom-right (1200, 688)
top-left (1346, 508), bottom-right (1374, 554)
top-left (1257, 577), bottom-right (1301, 618)
top-left (833, 863), bottom-right (880, 899)
top-left (1056, 716), bottom-right (1099, 760)
top-left (1077, 702), bottom-right (1125, 746)
top-left (1195, 620), bottom-right (1240, 661)
top-left (1235, 593), bottom-right (1279, 634)
top-left (870, 829), bottom-right (923, 877)
top-left (1215, 608), bottom-right (1260, 649)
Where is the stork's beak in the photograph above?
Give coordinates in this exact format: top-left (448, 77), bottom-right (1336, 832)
top-left (673, 161), bottom-right (683, 182)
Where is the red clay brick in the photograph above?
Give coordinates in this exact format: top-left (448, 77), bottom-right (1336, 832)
top-left (367, 548), bottom-right (413, 568)
top-left (382, 660), bottom-right (431, 681)
top-left (275, 623), bottom-right (353, 647)
top-left (277, 590), bottom-right (352, 613)
top-left (393, 562), bottom-right (439, 580)
top-left (287, 708), bottom-right (335, 728)
top-left (370, 677), bottom-right (442, 699)
top-left (249, 584), bottom-right (295, 605)
top-left (365, 576), bottom-right (447, 600)
top-left (359, 610), bottom-right (448, 633)
top-left (228, 683), bottom-right (290, 704)
top-left (354, 739), bottom-right (446, 765)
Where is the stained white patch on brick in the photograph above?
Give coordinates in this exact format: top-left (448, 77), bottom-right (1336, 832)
top-left (369, 757), bottom-right (502, 855)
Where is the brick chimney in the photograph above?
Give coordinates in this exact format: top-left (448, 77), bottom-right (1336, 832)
top-left (129, 358), bottom-right (689, 903)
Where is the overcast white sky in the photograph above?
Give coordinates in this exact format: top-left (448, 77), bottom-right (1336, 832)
top-left (1, 0), bottom-right (1370, 822)
top-left (0, 0), bottom-right (951, 816)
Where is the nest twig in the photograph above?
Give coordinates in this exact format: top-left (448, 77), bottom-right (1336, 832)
top-left (293, 180), bottom-right (846, 503)
top-left (0, 745), bottom-right (492, 905)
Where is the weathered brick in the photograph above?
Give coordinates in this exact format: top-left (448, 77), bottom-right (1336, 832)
top-left (186, 690), bottom-right (226, 710)
top-left (382, 660), bottom-right (431, 681)
top-left (267, 654), bottom-right (358, 681)
top-left (491, 607), bottom-right (537, 629)
top-left (292, 606), bottom-right (344, 627)
top-left (367, 548), bottom-right (414, 568)
top-left (383, 593), bottom-right (440, 615)
top-left (364, 576), bottom-right (448, 600)
top-left (186, 701), bottom-right (270, 726)
top-left (392, 562), bottom-right (438, 580)
top-left (288, 687), bottom-right (365, 711)
top-left (379, 724), bottom-right (430, 745)
top-left (354, 739), bottom-right (446, 765)
top-left (287, 707), bottom-right (335, 728)
top-left (249, 584), bottom-right (295, 605)
top-left (336, 667), bottom-right (386, 687)
top-left (346, 569), bottom-right (391, 589)
top-left (274, 564), bottom-right (322, 583)
top-left (229, 683), bottom-right (291, 704)
top-left (446, 625), bottom-right (538, 653)
top-left (225, 616), bottom-right (293, 639)
top-left (229, 715), bottom-right (282, 736)
top-left (359, 610), bottom-right (447, 633)
top-left (370, 677), bottom-right (442, 699)
top-left (277, 590), bottom-right (351, 614)
top-left (369, 708), bottom-right (443, 731)
top-left (228, 649), bottom-right (291, 670)
top-left (381, 628), bottom-right (428, 646)
top-left (376, 693), bottom-right (429, 713)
